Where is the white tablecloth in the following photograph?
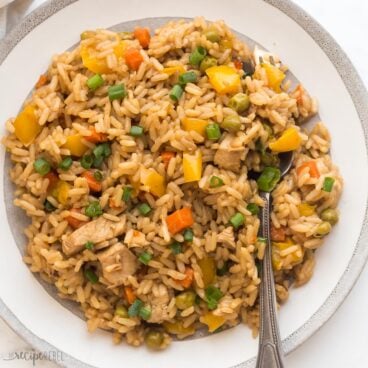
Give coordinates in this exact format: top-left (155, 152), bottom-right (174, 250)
top-left (0, 1), bottom-right (368, 367)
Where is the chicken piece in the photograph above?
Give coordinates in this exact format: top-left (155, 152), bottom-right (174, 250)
top-left (98, 243), bottom-right (138, 286)
top-left (214, 135), bottom-right (244, 172)
top-left (62, 217), bottom-right (125, 256)
top-left (124, 229), bottom-right (149, 248)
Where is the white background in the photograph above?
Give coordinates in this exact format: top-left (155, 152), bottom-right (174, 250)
top-left (0, 0), bottom-right (368, 367)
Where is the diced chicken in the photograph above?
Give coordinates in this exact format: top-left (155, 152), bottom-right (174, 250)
top-left (214, 135), bottom-right (244, 172)
top-left (124, 229), bottom-right (149, 248)
top-left (62, 217), bottom-right (125, 256)
top-left (147, 284), bottom-right (171, 323)
top-left (98, 243), bottom-right (138, 286)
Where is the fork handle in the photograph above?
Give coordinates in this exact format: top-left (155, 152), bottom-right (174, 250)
top-left (255, 191), bottom-right (285, 368)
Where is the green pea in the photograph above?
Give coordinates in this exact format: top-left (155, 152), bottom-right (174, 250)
top-left (144, 330), bottom-right (164, 350)
top-left (228, 93), bottom-right (250, 113)
top-left (314, 221), bottom-right (332, 237)
top-left (204, 29), bottom-right (220, 43)
top-left (200, 56), bottom-right (218, 73)
top-left (221, 114), bottom-right (242, 133)
top-left (320, 208), bottom-right (339, 225)
top-left (115, 305), bottom-right (129, 318)
top-left (263, 123), bottom-right (274, 139)
top-left (260, 151), bottom-right (279, 167)
top-left (175, 291), bottom-right (196, 310)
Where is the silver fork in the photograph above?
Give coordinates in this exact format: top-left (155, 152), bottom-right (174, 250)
top-left (255, 151), bottom-right (294, 368)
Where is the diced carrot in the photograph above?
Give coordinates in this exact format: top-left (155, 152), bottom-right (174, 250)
top-left (66, 208), bottom-right (87, 229)
top-left (133, 27), bottom-right (151, 49)
top-left (124, 286), bottom-right (136, 304)
top-left (166, 207), bottom-right (194, 235)
top-left (296, 161), bottom-right (320, 178)
top-left (161, 151), bottom-right (176, 169)
top-left (178, 268), bottom-right (194, 288)
top-left (125, 48), bottom-right (144, 71)
top-left (84, 126), bottom-right (107, 143)
top-left (45, 171), bottom-right (59, 191)
top-left (81, 171), bottom-right (102, 192)
top-left (233, 59), bottom-right (243, 70)
top-left (35, 74), bottom-right (48, 89)
top-left (271, 226), bottom-right (286, 242)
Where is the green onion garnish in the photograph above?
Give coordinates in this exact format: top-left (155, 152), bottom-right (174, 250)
top-left (122, 186), bottom-right (133, 202)
top-left (85, 201), bottom-right (103, 218)
top-left (139, 306), bottom-right (152, 320)
top-left (205, 285), bottom-right (223, 310)
top-left (257, 167), bottom-right (281, 192)
top-left (93, 170), bottom-right (103, 182)
top-left (59, 156), bottom-right (73, 171)
top-left (108, 84), bottom-right (127, 101)
top-left (138, 251), bottom-right (152, 265)
top-left (183, 228), bottom-right (194, 242)
top-left (93, 142), bottom-right (111, 160)
top-left (34, 158), bottom-right (51, 176)
top-left (85, 241), bottom-right (94, 250)
top-left (81, 154), bottom-right (94, 169)
top-left (84, 268), bottom-right (99, 284)
top-left (170, 242), bottom-right (182, 255)
top-left (322, 177), bottom-right (335, 192)
top-left (246, 203), bottom-right (260, 215)
top-left (189, 46), bottom-right (207, 66)
top-left (179, 71), bottom-right (197, 85)
top-left (128, 299), bottom-right (143, 317)
top-left (129, 126), bottom-right (144, 137)
top-left (206, 123), bottom-right (221, 140)
top-left (92, 155), bottom-right (104, 169)
top-left (138, 203), bottom-right (152, 216)
top-left (229, 212), bottom-right (245, 229)
top-left (209, 175), bottom-right (224, 188)
top-left (44, 199), bottom-right (56, 213)
top-left (87, 74), bottom-right (104, 91)
top-left (169, 84), bottom-right (184, 102)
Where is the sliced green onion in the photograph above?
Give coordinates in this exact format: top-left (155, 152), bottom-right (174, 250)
top-left (260, 151), bottom-right (280, 167)
top-left (322, 177), bottom-right (335, 192)
top-left (87, 74), bottom-right (104, 91)
top-left (183, 228), bottom-right (194, 242)
top-left (257, 167), bottom-right (281, 192)
top-left (199, 56), bottom-right (217, 73)
top-left (206, 123), bottom-right (221, 140)
top-left (139, 306), bottom-right (152, 320)
top-left (85, 201), bottom-right (103, 218)
top-left (138, 251), bottom-right (152, 265)
top-left (209, 175), bottom-right (224, 188)
top-left (84, 268), bottom-right (99, 284)
top-left (81, 154), bottom-right (93, 169)
top-left (205, 285), bottom-right (223, 310)
top-left (221, 115), bottom-right (242, 133)
top-left (85, 241), bottom-right (94, 250)
top-left (129, 126), bottom-right (144, 137)
top-left (229, 212), bottom-right (245, 229)
top-left (170, 241), bottom-right (182, 255)
top-left (93, 170), bottom-right (103, 182)
top-left (59, 156), bottom-right (73, 171)
top-left (34, 158), bottom-right (51, 176)
top-left (247, 203), bottom-right (260, 215)
top-left (108, 84), bottom-right (127, 101)
top-left (169, 84), bottom-right (184, 102)
top-left (44, 199), bottom-right (56, 213)
top-left (93, 143), bottom-right (111, 160)
top-left (128, 299), bottom-right (143, 317)
top-left (122, 186), bottom-right (133, 202)
top-left (189, 46), bottom-right (207, 66)
top-left (138, 203), bottom-right (152, 216)
top-left (228, 93), bottom-right (250, 113)
top-left (179, 71), bottom-right (197, 85)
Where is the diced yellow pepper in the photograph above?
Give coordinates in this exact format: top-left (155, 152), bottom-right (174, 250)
top-left (220, 39), bottom-right (233, 50)
top-left (80, 44), bottom-right (111, 74)
top-left (182, 117), bottom-right (208, 137)
top-left (262, 63), bottom-right (286, 93)
top-left (51, 180), bottom-right (71, 205)
top-left (140, 168), bottom-right (166, 197)
top-left (272, 240), bottom-right (303, 271)
top-left (62, 135), bottom-right (89, 157)
top-left (197, 257), bottom-right (216, 287)
top-left (162, 65), bottom-right (186, 76)
top-left (113, 40), bottom-right (127, 58)
top-left (297, 203), bottom-right (316, 216)
top-left (206, 65), bottom-right (241, 94)
top-left (183, 150), bottom-right (202, 183)
top-left (13, 105), bottom-right (41, 146)
top-left (268, 127), bottom-right (301, 152)
top-left (163, 321), bottom-right (195, 336)
top-left (200, 312), bottom-right (226, 332)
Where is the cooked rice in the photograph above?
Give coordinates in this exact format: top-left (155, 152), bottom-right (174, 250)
top-left (2, 17), bottom-right (342, 349)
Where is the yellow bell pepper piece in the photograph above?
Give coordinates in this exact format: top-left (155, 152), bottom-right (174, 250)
top-left (268, 127), bottom-right (301, 152)
top-left (197, 257), bottom-right (216, 287)
top-left (183, 150), bottom-right (202, 183)
top-left (297, 203), bottom-right (316, 216)
top-left (113, 40), bottom-right (127, 58)
top-left (182, 117), bottom-right (208, 137)
top-left (206, 65), bottom-right (241, 94)
top-left (163, 321), bottom-right (195, 336)
top-left (272, 240), bottom-right (303, 271)
top-left (140, 168), bottom-right (166, 197)
top-left (13, 105), bottom-right (41, 146)
top-left (63, 134), bottom-right (89, 157)
top-left (162, 65), bottom-right (186, 76)
top-left (200, 312), bottom-right (226, 332)
top-left (220, 39), bottom-right (233, 50)
top-left (262, 63), bottom-right (285, 93)
top-left (80, 44), bottom-right (111, 74)
top-left (51, 180), bottom-right (71, 205)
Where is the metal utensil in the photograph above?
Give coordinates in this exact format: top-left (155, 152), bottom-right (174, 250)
top-left (255, 151), bottom-right (294, 368)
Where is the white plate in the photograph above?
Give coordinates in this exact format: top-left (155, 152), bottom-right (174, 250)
top-left (0, 1), bottom-right (368, 367)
